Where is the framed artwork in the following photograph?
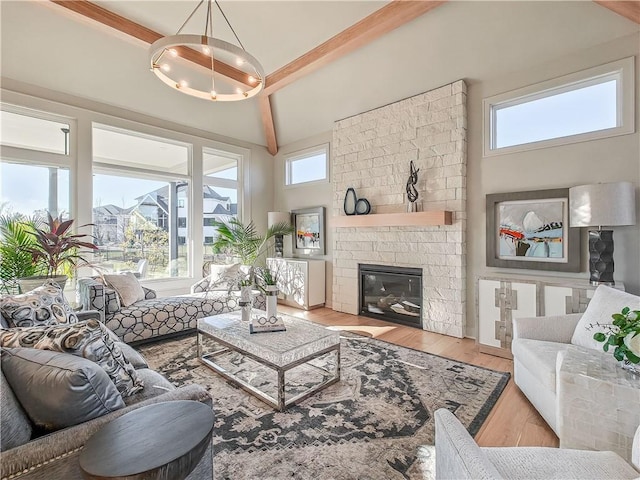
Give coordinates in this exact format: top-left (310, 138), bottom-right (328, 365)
top-left (291, 206), bottom-right (325, 257)
top-left (486, 188), bottom-right (580, 272)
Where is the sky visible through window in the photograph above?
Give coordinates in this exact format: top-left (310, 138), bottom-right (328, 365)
top-left (495, 80), bottom-right (617, 148)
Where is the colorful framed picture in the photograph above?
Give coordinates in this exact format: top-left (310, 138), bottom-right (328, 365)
top-left (291, 206), bottom-right (325, 257)
top-left (486, 188), bottom-right (580, 272)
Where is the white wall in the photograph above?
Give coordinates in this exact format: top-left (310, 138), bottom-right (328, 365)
top-left (275, 33), bottom-right (640, 337)
top-left (1, 79), bottom-right (274, 296)
top-left (273, 131), bottom-right (333, 307)
top-left (466, 32), bottom-right (640, 338)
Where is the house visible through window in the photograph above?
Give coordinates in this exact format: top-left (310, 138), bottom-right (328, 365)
top-left (285, 144), bottom-right (329, 186)
top-left (92, 124), bottom-right (191, 279)
top-left (203, 148), bottom-right (240, 262)
top-left (483, 57), bottom-right (634, 156)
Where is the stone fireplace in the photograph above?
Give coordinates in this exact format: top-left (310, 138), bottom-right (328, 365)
top-left (332, 80), bottom-right (467, 337)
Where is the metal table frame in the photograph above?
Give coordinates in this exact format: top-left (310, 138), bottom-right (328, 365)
top-left (197, 328), bottom-right (340, 411)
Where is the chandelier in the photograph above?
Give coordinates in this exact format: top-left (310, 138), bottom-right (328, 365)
top-left (149, 0), bottom-right (264, 102)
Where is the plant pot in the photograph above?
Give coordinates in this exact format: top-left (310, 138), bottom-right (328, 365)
top-left (621, 360), bottom-right (640, 375)
top-left (17, 275), bottom-right (67, 294)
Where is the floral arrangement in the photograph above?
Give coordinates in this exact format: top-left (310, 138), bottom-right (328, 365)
top-left (593, 307), bottom-right (640, 364)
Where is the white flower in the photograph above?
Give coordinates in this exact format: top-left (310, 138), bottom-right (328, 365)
top-left (623, 331), bottom-right (640, 357)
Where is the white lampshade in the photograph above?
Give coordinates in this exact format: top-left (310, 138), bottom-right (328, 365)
top-left (569, 182), bottom-right (636, 228)
top-left (267, 211), bottom-right (291, 228)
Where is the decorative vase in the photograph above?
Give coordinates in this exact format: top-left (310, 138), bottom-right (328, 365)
top-left (265, 285), bottom-right (279, 320)
top-left (621, 360), bottom-right (640, 375)
top-left (239, 285), bottom-right (253, 321)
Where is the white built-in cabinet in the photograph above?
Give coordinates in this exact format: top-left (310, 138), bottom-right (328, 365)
top-left (266, 258), bottom-right (325, 310)
top-left (477, 275), bottom-right (624, 358)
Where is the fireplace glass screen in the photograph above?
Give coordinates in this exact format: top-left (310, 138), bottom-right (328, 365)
top-left (359, 264), bottom-right (422, 328)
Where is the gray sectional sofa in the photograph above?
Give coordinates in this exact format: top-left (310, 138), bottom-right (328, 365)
top-left (0, 345), bottom-right (213, 480)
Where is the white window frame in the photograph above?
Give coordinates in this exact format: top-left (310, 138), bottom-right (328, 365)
top-left (483, 57), bottom-right (635, 157)
top-left (0, 103), bottom-right (77, 216)
top-left (284, 143), bottom-right (329, 187)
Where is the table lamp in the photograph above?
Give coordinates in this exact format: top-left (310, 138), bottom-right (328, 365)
top-left (569, 182), bottom-right (636, 285)
top-left (267, 211), bottom-right (291, 258)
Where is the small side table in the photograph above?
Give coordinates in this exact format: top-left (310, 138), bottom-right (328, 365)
top-left (79, 400), bottom-right (214, 480)
top-left (557, 346), bottom-right (640, 463)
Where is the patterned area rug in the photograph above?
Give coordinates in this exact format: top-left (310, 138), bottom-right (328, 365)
top-left (138, 329), bottom-right (509, 480)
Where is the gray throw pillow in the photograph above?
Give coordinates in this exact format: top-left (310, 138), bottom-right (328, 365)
top-left (1, 348), bottom-right (125, 431)
top-left (0, 281), bottom-right (79, 327)
top-left (102, 272), bottom-right (145, 307)
top-left (0, 320), bottom-right (144, 397)
top-left (0, 363), bottom-right (32, 451)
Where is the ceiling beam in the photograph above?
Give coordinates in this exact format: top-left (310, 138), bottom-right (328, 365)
top-left (263, 0), bottom-right (447, 96)
top-left (50, 0), bottom-right (253, 86)
top-left (593, 1), bottom-right (640, 23)
top-left (259, 95), bottom-right (278, 155)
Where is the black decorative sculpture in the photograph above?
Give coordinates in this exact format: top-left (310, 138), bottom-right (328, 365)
top-left (344, 187), bottom-right (371, 216)
top-left (406, 160), bottom-right (419, 212)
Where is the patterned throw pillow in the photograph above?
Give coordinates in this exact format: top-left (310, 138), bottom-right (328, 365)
top-left (0, 320), bottom-right (144, 397)
top-left (0, 281), bottom-right (78, 327)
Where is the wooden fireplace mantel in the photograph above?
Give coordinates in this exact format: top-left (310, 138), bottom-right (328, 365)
top-left (332, 211), bottom-right (453, 228)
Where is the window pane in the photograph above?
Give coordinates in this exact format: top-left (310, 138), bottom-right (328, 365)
top-left (203, 150), bottom-right (237, 180)
top-left (0, 161), bottom-right (70, 218)
top-left (494, 79), bottom-right (617, 149)
top-left (93, 126), bottom-right (189, 175)
top-left (1, 110), bottom-right (70, 154)
top-left (288, 152), bottom-right (327, 185)
top-left (92, 173), bottom-right (189, 279)
top-left (203, 185), bottom-right (237, 259)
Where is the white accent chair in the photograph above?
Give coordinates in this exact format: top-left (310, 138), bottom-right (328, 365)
top-left (511, 312), bottom-right (580, 434)
top-left (512, 286), bottom-right (640, 435)
top-left (434, 408), bottom-right (640, 480)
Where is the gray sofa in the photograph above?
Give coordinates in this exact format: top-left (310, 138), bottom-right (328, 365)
top-left (0, 345), bottom-right (213, 480)
top-left (77, 277), bottom-right (265, 344)
top-left (434, 408), bottom-right (640, 480)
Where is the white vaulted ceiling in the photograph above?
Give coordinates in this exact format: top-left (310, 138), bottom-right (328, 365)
top-left (0, 1), bottom-right (637, 149)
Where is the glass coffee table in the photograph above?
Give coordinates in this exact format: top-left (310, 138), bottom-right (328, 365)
top-left (197, 311), bottom-right (341, 411)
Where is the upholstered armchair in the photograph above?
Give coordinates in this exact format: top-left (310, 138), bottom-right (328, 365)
top-left (434, 408), bottom-right (640, 480)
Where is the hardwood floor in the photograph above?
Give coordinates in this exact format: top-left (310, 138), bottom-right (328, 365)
top-left (277, 305), bottom-right (559, 448)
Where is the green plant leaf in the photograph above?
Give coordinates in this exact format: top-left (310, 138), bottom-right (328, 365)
top-left (621, 306), bottom-right (630, 315)
top-left (593, 332), bottom-right (606, 342)
top-left (613, 347), bottom-right (625, 361)
top-left (626, 350), bottom-right (640, 364)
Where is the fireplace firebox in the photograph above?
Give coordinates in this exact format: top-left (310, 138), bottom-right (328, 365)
top-left (358, 264), bottom-right (422, 328)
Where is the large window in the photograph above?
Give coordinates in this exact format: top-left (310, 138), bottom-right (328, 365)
top-left (285, 144), bottom-right (329, 186)
top-left (483, 57), bottom-right (634, 156)
top-left (0, 107), bottom-right (72, 221)
top-left (92, 125), bottom-right (191, 279)
top-left (202, 148), bottom-right (240, 261)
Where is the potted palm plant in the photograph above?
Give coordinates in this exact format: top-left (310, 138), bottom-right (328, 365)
top-left (210, 217), bottom-right (293, 279)
top-left (17, 213), bottom-right (98, 293)
top-left (0, 215), bottom-right (42, 294)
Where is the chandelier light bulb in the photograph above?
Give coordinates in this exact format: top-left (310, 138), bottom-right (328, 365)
top-left (202, 45), bottom-right (210, 55)
top-left (161, 64), bottom-right (171, 72)
top-left (169, 48), bottom-right (178, 57)
top-left (248, 76), bottom-right (256, 84)
top-left (235, 88), bottom-right (243, 95)
top-left (178, 80), bottom-right (188, 88)
top-left (235, 58), bottom-right (244, 66)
